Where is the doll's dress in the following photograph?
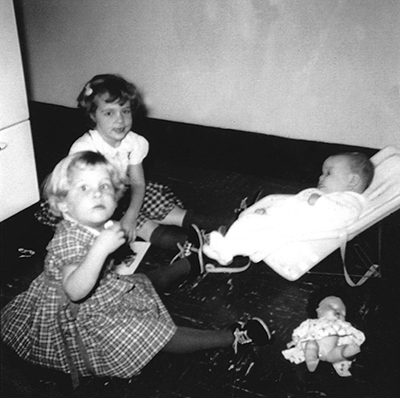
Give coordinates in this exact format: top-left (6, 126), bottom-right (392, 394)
top-left (282, 317), bottom-right (365, 377)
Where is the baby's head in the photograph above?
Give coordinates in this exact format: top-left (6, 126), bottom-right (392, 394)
top-left (77, 74), bottom-right (144, 129)
top-left (44, 151), bottom-right (125, 229)
top-left (316, 296), bottom-right (346, 321)
top-left (318, 152), bottom-right (374, 194)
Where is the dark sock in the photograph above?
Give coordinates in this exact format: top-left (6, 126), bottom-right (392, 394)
top-left (149, 225), bottom-right (188, 250)
top-left (147, 258), bottom-right (191, 292)
top-left (182, 210), bottom-right (236, 231)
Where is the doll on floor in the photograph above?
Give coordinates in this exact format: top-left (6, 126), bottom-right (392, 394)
top-left (282, 296), bottom-right (365, 377)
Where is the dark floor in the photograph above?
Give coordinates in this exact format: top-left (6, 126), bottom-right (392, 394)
top-left (1, 158), bottom-right (400, 398)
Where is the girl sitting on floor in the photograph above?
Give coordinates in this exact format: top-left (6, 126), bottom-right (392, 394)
top-left (36, 73), bottom-right (234, 249)
top-left (1, 151), bottom-right (271, 388)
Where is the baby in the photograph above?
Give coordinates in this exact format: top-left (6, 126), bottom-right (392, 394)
top-left (203, 152), bottom-right (374, 265)
top-left (282, 296), bottom-right (365, 377)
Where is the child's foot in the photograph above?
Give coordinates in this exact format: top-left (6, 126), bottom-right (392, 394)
top-left (231, 318), bottom-right (272, 354)
top-left (170, 224), bottom-right (205, 277)
top-left (202, 230), bottom-right (234, 265)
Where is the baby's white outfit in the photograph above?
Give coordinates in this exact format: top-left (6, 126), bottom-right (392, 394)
top-left (203, 188), bottom-right (365, 265)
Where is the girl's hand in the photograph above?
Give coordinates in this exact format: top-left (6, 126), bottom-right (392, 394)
top-left (120, 212), bottom-right (138, 243)
top-left (95, 221), bottom-right (126, 255)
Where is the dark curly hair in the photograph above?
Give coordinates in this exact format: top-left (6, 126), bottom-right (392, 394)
top-left (77, 74), bottom-right (146, 128)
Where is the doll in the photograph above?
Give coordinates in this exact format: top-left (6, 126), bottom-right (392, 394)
top-left (282, 296), bottom-right (365, 377)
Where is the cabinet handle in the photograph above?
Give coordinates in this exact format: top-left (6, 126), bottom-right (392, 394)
top-left (0, 142), bottom-right (8, 151)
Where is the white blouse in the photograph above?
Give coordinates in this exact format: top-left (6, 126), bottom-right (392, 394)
top-left (69, 129), bottom-right (149, 182)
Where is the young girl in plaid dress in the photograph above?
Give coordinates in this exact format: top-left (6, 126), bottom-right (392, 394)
top-left (1, 151), bottom-right (271, 387)
top-left (36, 74), bottom-right (234, 249)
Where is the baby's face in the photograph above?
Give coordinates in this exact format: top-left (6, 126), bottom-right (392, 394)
top-left (316, 296), bottom-right (346, 321)
top-left (317, 156), bottom-right (352, 194)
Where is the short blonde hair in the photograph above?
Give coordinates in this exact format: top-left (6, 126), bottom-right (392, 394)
top-left (44, 151), bottom-right (126, 217)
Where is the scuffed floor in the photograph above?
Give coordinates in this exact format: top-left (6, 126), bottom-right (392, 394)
top-left (1, 160), bottom-right (399, 398)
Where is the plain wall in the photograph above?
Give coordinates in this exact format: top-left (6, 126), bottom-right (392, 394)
top-left (14, 0), bottom-right (400, 149)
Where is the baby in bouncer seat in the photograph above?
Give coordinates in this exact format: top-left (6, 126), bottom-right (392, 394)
top-left (203, 152), bottom-right (374, 266)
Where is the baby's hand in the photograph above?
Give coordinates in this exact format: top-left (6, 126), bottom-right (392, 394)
top-left (308, 193), bottom-right (321, 205)
top-left (255, 208), bottom-right (267, 215)
top-left (95, 221), bottom-right (126, 255)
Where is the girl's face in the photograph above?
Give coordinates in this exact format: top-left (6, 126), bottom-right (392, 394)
top-left (91, 95), bottom-right (132, 147)
top-left (58, 165), bottom-right (117, 230)
top-left (316, 296), bottom-right (346, 321)
top-left (317, 156), bottom-right (352, 193)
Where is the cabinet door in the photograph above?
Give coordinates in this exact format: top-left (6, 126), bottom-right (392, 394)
top-left (0, 0), bottom-right (29, 130)
top-left (0, 121), bottom-right (39, 221)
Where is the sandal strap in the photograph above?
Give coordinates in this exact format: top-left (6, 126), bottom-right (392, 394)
top-left (205, 259), bottom-right (251, 273)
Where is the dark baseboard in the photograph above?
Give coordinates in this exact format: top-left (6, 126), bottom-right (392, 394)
top-left (139, 118), bottom-right (377, 185)
top-left (29, 101), bottom-right (377, 187)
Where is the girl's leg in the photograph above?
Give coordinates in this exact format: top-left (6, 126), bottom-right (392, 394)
top-left (136, 220), bottom-right (159, 241)
top-left (163, 318), bottom-right (272, 354)
top-left (158, 206), bottom-right (187, 226)
top-left (160, 205), bottom-right (236, 231)
top-left (137, 220), bottom-right (188, 249)
top-left (146, 258), bottom-right (191, 292)
top-left (162, 327), bottom-right (233, 353)
top-left (147, 225), bottom-right (206, 292)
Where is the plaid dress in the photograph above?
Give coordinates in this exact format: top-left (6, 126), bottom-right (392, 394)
top-left (1, 220), bottom-right (177, 381)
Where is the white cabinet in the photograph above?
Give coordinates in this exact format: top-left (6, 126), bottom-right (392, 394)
top-left (0, 122), bottom-right (39, 221)
top-left (0, 0), bottom-right (39, 222)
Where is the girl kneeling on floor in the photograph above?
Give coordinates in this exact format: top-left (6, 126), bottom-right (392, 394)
top-left (1, 151), bottom-right (271, 388)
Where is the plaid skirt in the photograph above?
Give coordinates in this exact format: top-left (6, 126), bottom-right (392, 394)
top-left (1, 272), bottom-right (177, 380)
top-left (35, 181), bottom-right (184, 230)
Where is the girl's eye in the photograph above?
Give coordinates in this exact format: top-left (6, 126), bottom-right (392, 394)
top-left (123, 108), bottom-right (131, 115)
top-left (100, 183), bottom-right (112, 191)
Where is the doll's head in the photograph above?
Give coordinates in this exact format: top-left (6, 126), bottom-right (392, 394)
top-left (77, 74), bottom-right (145, 130)
top-left (44, 151), bottom-right (125, 229)
top-left (318, 152), bottom-right (374, 194)
top-left (316, 296), bottom-right (346, 321)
